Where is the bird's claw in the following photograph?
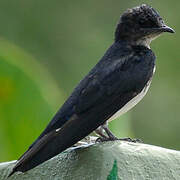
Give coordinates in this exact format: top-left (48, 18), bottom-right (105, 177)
top-left (95, 136), bottom-right (119, 143)
top-left (118, 137), bottom-right (143, 143)
top-left (96, 136), bottom-right (143, 143)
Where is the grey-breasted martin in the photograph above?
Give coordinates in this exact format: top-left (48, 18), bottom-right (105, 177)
top-left (9, 4), bottom-right (174, 176)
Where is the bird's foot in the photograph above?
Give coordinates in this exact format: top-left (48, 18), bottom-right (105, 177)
top-left (95, 122), bottom-right (119, 143)
top-left (96, 136), bottom-right (119, 143)
top-left (118, 137), bottom-right (143, 143)
top-left (95, 123), bottom-right (143, 143)
top-left (96, 137), bottom-right (143, 143)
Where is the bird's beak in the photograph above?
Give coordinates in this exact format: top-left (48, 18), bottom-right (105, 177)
top-left (159, 25), bottom-right (175, 33)
top-left (142, 25), bottom-right (175, 35)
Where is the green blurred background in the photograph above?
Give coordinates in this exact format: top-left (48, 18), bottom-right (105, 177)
top-left (0, 0), bottom-right (179, 162)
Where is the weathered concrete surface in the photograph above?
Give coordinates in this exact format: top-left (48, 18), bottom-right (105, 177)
top-left (0, 141), bottom-right (180, 180)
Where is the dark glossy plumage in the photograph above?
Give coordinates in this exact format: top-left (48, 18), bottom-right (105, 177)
top-left (115, 4), bottom-right (170, 41)
top-left (10, 41), bottom-right (155, 174)
top-left (9, 4), bottom-right (174, 176)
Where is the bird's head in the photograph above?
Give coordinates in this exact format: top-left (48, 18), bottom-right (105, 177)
top-left (115, 4), bottom-right (174, 47)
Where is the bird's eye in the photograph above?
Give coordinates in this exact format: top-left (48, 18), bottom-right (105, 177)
top-left (158, 17), bottom-right (164, 25)
top-left (139, 19), bottom-right (150, 28)
top-left (138, 17), bottom-right (158, 28)
top-left (139, 19), bottom-right (145, 25)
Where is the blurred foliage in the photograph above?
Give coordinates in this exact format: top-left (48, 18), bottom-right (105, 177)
top-left (107, 160), bottom-right (119, 180)
top-left (0, 40), bottom-right (63, 161)
top-left (0, 0), bottom-right (179, 161)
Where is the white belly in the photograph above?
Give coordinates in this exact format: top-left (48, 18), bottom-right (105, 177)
top-left (108, 79), bottom-right (152, 122)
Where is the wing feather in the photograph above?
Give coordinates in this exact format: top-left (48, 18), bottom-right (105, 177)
top-left (9, 44), bottom-right (155, 176)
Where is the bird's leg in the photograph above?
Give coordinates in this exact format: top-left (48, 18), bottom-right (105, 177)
top-left (96, 122), bottom-right (143, 143)
top-left (95, 122), bottom-right (118, 142)
top-left (95, 126), bottom-right (109, 139)
top-left (102, 122), bottom-right (118, 140)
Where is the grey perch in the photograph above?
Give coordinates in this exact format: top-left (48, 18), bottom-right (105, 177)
top-left (0, 141), bottom-right (180, 180)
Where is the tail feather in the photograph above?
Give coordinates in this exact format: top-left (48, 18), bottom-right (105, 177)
top-left (8, 114), bottom-right (102, 177)
top-left (8, 129), bottom-right (58, 177)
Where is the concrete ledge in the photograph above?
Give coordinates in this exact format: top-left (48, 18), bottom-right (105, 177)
top-left (1, 141), bottom-right (180, 180)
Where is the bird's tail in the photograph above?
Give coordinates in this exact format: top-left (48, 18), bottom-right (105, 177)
top-left (8, 114), bottom-right (100, 177)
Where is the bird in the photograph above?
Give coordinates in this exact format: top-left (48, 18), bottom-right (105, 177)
top-left (9, 4), bottom-right (174, 177)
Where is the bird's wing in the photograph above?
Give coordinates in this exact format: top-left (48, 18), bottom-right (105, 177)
top-left (9, 48), bottom-right (155, 175)
top-left (29, 53), bottom-right (134, 144)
